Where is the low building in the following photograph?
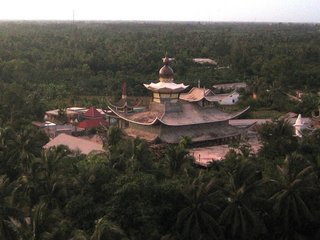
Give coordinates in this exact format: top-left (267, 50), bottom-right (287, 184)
top-left (193, 58), bottom-right (217, 65)
top-left (32, 121), bottom-right (78, 138)
top-left (212, 82), bottom-right (248, 92)
top-left (45, 107), bottom-right (106, 124)
top-left (207, 91), bottom-right (240, 105)
top-left (180, 87), bottom-right (240, 105)
top-left (44, 133), bottom-right (104, 155)
top-left (32, 121), bottom-right (57, 138)
top-left (45, 107), bottom-right (87, 124)
top-left (229, 118), bottom-right (272, 140)
top-left (78, 107), bottom-right (108, 130)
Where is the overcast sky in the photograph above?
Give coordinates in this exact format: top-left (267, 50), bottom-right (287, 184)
top-left (1, 0), bottom-right (319, 23)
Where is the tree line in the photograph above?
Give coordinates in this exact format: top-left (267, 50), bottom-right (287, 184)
top-left (0, 22), bottom-right (319, 99)
top-left (0, 121), bottom-right (320, 239)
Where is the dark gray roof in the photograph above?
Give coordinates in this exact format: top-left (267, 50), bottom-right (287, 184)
top-left (109, 102), bottom-right (249, 126)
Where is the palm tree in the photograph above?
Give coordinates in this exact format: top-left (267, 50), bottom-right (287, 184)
top-left (0, 175), bottom-right (26, 240)
top-left (12, 146), bottom-right (72, 236)
top-left (14, 146), bottom-right (71, 210)
top-left (90, 216), bottom-right (128, 240)
top-left (165, 139), bottom-right (193, 177)
top-left (216, 160), bottom-right (267, 240)
top-left (258, 119), bottom-right (298, 159)
top-left (0, 127), bottom-right (14, 153)
top-left (269, 155), bottom-right (317, 239)
top-left (36, 145), bottom-right (71, 180)
top-left (0, 126), bottom-right (18, 178)
top-left (107, 126), bottom-right (123, 148)
top-left (176, 179), bottom-right (222, 240)
top-left (8, 127), bottom-right (46, 174)
top-left (129, 138), bottom-right (154, 173)
top-left (31, 201), bottom-right (47, 240)
top-left (299, 129), bottom-right (320, 180)
top-left (35, 146), bottom-right (71, 210)
top-left (30, 200), bottom-right (72, 240)
top-left (11, 146), bottom-right (74, 239)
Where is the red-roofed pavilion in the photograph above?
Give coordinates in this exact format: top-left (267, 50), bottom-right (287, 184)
top-left (78, 119), bottom-right (108, 129)
top-left (84, 107), bottom-right (103, 119)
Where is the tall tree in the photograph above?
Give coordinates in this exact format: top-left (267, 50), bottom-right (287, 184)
top-left (0, 175), bottom-right (26, 240)
top-left (269, 155), bottom-right (317, 239)
top-left (176, 179), bottom-right (222, 240)
top-left (216, 160), bottom-right (267, 240)
top-left (8, 127), bottom-right (47, 175)
top-left (258, 119), bottom-right (298, 159)
top-left (165, 138), bottom-right (193, 177)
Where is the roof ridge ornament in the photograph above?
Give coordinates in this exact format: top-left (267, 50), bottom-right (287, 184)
top-left (163, 52), bottom-right (170, 65)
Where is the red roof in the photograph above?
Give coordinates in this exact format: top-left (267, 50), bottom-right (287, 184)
top-left (84, 107), bottom-right (103, 119)
top-left (78, 119), bottom-right (108, 129)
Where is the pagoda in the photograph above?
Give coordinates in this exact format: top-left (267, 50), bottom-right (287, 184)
top-left (108, 56), bottom-right (249, 144)
top-left (144, 56), bottom-right (188, 104)
top-left (78, 107), bottom-right (108, 130)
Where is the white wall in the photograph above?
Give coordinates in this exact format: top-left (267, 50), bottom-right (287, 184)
top-left (219, 92), bottom-right (240, 105)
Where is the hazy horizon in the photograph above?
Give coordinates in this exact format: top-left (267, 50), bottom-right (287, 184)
top-left (1, 0), bottom-right (319, 23)
top-left (0, 20), bottom-right (319, 25)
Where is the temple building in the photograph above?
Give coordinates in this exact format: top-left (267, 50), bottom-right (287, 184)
top-left (108, 56), bottom-right (249, 144)
top-left (77, 107), bottom-right (108, 130)
top-left (180, 87), bottom-right (240, 106)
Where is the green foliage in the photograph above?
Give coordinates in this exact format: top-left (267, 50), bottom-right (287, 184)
top-left (176, 179), bottom-right (222, 240)
top-left (1, 22), bottom-right (320, 127)
top-left (106, 126), bottom-right (123, 148)
top-left (215, 160), bottom-right (267, 240)
top-left (90, 217), bottom-right (128, 240)
top-left (0, 119), bottom-right (320, 239)
top-left (294, 93), bottom-right (319, 116)
top-left (165, 138), bottom-right (195, 177)
top-left (108, 173), bottom-right (161, 239)
top-left (0, 22), bottom-right (320, 240)
top-left (243, 110), bottom-right (283, 119)
top-left (0, 175), bottom-right (26, 240)
top-left (269, 155), bottom-right (317, 238)
top-left (258, 119), bottom-right (298, 159)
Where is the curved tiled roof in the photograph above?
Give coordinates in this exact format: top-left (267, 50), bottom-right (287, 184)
top-left (108, 105), bottom-right (162, 126)
top-left (108, 102), bottom-right (249, 127)
top-left (180, 87), bottom-right (213, 102)
top-left (158, 104), bottom-right (249, 126)
top-left (205, 91), bottom-right (239, 102)
top-left (180, 87), bottom-right (239, 103)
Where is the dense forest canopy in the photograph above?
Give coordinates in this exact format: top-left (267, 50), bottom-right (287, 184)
top-left (0, 119), bottom-right (320, 239)
top-left (0, 22), bottom-right (320, 239)
top-left (0, 21), bottom-right (319, 96)
top-left (0, 21), bottom-right (319, 124)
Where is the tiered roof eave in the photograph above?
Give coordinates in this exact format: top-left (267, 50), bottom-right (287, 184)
top-left (143, 82), bottom-right (189, 93)
top-left (108, 104), bottom-right (250, 127)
